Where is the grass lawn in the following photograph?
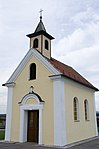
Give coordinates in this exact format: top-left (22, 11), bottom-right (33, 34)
top-left (0, 131), bottom-right (5, 140)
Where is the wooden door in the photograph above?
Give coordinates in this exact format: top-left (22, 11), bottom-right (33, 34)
top-left (27, 110), bottom-right (39, 143)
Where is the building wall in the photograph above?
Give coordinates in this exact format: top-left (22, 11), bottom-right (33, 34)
top-left (64, 78), bottom-right (97, 144)
top-left (30, 35), bottom-right (51, 59)
top-left (10, 55), bottom-right (54, 145)
top-left (30, 36), bottom-right (41, 52)
top-left (7, 52), bottom-right (97, 146)
top-left (42, 36), bottom-right (51, 59)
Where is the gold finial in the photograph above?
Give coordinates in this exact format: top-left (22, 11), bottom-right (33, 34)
top-left (39, 9), bottom-right (43, 21)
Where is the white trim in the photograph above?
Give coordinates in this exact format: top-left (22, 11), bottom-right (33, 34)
top-left (19, 94), bottom-right (43, 144)
top-left (49, 75), bottom-right (62, 80)
top-left (21, 94), bottom-right (40, 105)
top-left (5, 85), bottom-right (14, 141)
top-left (4, 82), bottom-right (15, 87)
top-left (39, 108), bottom-right (43, 144)
top-left (6, 48), bottom-right (59, 84)
top-left (52, 76), bottom-right (67, 146)
top-left (20, 104), bottom-right (43, 110)
top-left (93, 94), bottom-right (98, 136)
top-left (19, 107), bottom-right (26, 142)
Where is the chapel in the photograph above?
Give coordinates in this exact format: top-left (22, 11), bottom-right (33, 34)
top-left (3, 13), bottom-right (98, 146)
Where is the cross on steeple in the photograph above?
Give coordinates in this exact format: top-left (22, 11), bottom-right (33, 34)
top-left (26, 11), bottom-right (54, 59)
top-left (39, 9), bottom-right (43, 21)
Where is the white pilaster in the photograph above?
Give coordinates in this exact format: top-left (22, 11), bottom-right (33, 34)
top-left (51, 76), bottom-right (67, 146)
top-left (5, 84), bottom-right (14, 141)
top-left (39, 108), bottom-right (43, 144)
top-left (93, 94), bottom-right (98, 136)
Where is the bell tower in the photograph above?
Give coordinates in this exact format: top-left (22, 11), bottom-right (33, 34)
top-left (26, 10), bottom-right (54, 59)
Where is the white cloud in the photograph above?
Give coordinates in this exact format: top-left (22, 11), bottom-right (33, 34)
top-left (53, 21), bottom-right (99, 55)
top-left (70, 7), bottom-right (99, 26)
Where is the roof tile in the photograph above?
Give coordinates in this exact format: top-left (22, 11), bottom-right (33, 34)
top-left (48, 58), bottom-right (98, 91)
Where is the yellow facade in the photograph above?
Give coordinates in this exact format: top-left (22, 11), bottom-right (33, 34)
top-left (9, 55), bottom-right (97, 145)
top-left (6, 53), bottom-right (97, 145)
top-left (10, 55), bottom-right (54, 145)
top-left (64, 78), bottom-right (96, 144)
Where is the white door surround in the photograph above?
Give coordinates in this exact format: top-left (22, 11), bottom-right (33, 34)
top-left (19, 93), bottom-right (44, 144)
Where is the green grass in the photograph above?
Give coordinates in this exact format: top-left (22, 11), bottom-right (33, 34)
top-left (0, 131), bottom-right (5, 140)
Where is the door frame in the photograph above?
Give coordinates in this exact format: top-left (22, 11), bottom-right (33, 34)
top-left (27, 110), bottom-right (39, 143)
top-left (19, 104), bottom-right (43, 144)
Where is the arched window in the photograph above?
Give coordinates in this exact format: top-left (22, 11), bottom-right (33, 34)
top-left (84, 99), bottom-right (89, 121)
top-left (73, 97), bottom-right (79, 121)
top-left (29, 63), bottom-right (36, 80)
top-left (45, 40), bottom-right (49, 50)
top-left (33, 38), bottom-right (38, 48)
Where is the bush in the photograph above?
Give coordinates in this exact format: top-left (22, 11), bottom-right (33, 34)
top-left (98, 127), bottom-right (99, 132)
top-left (0, 131), bottom-right (5, 140)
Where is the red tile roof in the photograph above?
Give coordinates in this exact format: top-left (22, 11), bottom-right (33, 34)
top-left (48, 58), bottom-right (98, 91)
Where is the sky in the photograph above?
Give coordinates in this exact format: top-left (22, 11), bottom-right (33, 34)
top-left (0, 0), bottom-right (99, 113)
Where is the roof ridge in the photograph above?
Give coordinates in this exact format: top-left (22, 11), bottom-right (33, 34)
top-left (48, 57), bottom-right (99, 91)
top-left (51, 58), bottom-right (93, 85)
top-left (51, 57), bottom-right (72, 69)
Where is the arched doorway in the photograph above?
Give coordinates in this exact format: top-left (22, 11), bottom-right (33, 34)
top-left (19, 92), bottom-right (44, 144)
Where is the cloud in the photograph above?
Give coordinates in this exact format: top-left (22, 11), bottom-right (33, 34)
top-left (53, 21), bottom-right (99, 55)
top-left (70, 7), bottom-right (99, 27)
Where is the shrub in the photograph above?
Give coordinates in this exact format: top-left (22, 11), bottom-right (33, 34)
top-left (0, 131), bottom-right (5, 140)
